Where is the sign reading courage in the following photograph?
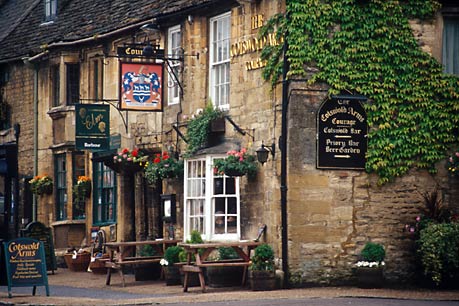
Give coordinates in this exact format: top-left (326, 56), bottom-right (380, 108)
top-left (317, 95), bottom-right (368, 170)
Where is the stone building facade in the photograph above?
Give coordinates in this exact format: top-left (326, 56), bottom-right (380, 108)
top-left (0, 0), bottom-right (457, 287)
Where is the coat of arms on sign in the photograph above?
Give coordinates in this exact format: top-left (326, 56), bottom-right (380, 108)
top-left (120, 62), bottom-right (163, 111)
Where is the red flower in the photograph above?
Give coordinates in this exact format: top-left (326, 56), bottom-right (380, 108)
top-left (154, 157), bottom-right (161, 163)
top-left (131, 149), bottom-right (138, 157)
top-left (122, 148), bottom-right (129, 154)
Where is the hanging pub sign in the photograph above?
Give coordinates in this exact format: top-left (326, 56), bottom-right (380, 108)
top-left (119, 62), bottom-right (164, 111)
top-left (317, 95), bottom-right (368, 170)
top-left (117, 45), bottom-right (165, 58)
top-left (75, 104), bottom-right (110, 151)
top-left (3, 238), bottom-right (50, 298)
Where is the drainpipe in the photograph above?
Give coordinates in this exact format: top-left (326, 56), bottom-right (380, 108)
top-left (280, 32), bottom-right (289, 288)
top-left (32, 63), bottom-right (38, 221)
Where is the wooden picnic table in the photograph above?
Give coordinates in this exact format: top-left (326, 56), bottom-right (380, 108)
top-left (104, 239), bottom-right (180, 286)
top-left (178, 240), bottom-right (261, 292)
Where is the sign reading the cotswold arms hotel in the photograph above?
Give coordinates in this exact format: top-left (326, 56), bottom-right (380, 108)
top-left (317, 95), bottom-right (367, 170)
top-left (75, 104), bottom-right (110, 151)
top-left (3, 238), bottom-right (49, 298)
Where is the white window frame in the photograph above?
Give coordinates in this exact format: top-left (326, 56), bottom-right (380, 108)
top-left (167, 25), bottom-right (181, 105)
top-left (209, 12), bottom-right (231, 111)
top-left (184, 155), bottom-right (240, 241)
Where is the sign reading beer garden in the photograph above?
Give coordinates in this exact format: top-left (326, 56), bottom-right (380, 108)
top-left (3, 238), bottom-right (49, 298)
top-left (317, 95), bottom-right (367, 170)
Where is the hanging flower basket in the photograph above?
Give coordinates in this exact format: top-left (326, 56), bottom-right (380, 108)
top-left (213, 148), bottom-right (257, 178)
top-left (72, 176), bottom-right (91, 202)
top-left (109, 148), bottom-right (148, 174)
top-left (29, 174), bottom-right (53, 196)
top-left (144, 151), bottom-right (183, 184)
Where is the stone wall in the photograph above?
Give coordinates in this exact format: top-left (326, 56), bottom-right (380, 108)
top-left (285, 81), bottom-right (451, 286)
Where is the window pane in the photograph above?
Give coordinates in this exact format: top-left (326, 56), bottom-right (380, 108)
top-left (66, 63), bottom-right (80, 104)
top-left (443, 17), bottom-right (459, 75)
top-left (210, 13), bottom-right (230, 109)
top-left (93, 161), bottom-right (116, 224)
top-left (55, 154), bottom-right (67, 221)
top-left (72, 152), bottom-right (86, 219)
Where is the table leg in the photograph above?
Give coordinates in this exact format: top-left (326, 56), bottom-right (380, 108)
top-left (183, 271), bottom-right (189, 292)
top-left (106, 267), bottom-right (112, 285)
top-left (198, 269), bottom-right (206, 293)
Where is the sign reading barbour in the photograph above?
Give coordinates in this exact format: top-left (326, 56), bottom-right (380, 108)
top-left (317, 95), bottom-right (367, 170)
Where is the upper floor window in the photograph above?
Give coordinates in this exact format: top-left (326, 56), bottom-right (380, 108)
top-left (167, 25), bottom-right (181, 105)
top-left (443, 16), bottom-right (459, 75)
top-left (51, 65), bottom-right (60, 107)
top-left (91, 59), bottom-right (104, 101)
top-left (66, 63), bottom-right (80, 104)
top-left (184, 155), bottom-right (240, 241)
top-left (209, 12), bottom-right (231, 110)
top-left (44, 0), bottom-right (57, 22)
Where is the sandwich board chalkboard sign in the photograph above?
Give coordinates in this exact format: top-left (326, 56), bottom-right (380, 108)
top-left (3, 238), bottom-right (49, 298)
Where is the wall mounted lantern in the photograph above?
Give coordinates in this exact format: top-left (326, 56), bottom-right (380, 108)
top-left (256, 142), bottom-right (275, 165)
top-left (141, 22), bottom-right (161, 56)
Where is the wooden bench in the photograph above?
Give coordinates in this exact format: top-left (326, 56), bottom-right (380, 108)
top-left (105, 256), bottom-right (162, 286)
top-left (182, 259), bottom-right (251, 292)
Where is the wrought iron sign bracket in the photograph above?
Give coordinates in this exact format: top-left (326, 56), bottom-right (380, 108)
top-left (224, 116), bottom-right (255, 142)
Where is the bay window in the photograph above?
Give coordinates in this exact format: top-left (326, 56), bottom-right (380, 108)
top-left (184, 156), bottom-right (240, 241)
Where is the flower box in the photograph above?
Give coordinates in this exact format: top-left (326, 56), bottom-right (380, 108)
top-left (355, 267), bottom-right (384, 288)
top-left (64, 252), bottom-right (91, 272)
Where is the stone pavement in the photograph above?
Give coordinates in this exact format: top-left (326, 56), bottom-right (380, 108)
top-left (1, 268), bottom-right (459, 306)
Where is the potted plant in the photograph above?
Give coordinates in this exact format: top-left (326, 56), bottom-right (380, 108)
top-left (144, 151), bottom-right (184, 185)
top-left (213, 148), bottom-right (258, 177)
top-left (134, 245), bottom-right (161, 281)
top-left (72, 176), bottom-right (91, 202)
top-left (161, 245), bottom-right (184, 285)
top-left (29, 174), bottom-right (53, 196)
top-left (249, 244), bottom-right (277, 291)
top-left (185, 103), bottom-right (224, 155)
top-left (354, 242), bottom-right (386, 288)
top-left (110, 147), bottom-right (148, 174)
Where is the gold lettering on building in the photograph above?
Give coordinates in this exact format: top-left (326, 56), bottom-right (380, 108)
top-left (251, 14), bottom-right (264, 30)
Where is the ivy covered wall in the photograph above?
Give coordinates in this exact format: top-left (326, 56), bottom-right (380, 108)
top-left (262, 0), bottom-right (459, 185)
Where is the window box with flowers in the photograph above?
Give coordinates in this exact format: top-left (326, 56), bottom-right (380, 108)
top-left (29, 174), bottom-right (53, 196)
top-left (72, 176), bottom-right (91, 202)
top-left (354, 242), bottom-right (386, 288)
top-left (144, 152), bottom-right (184, 185)
top-left (109, 147), bottom-right (147, 174)
top-left (213, 148), bottom-right (257, 177)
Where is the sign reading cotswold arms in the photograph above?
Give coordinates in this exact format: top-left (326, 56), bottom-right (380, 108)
top-left (75, 104), bottom-right (110, 151)
top-left (317, 95), bottom-right (368, 170)
top-left (3, 238), bottom-right (49, 298)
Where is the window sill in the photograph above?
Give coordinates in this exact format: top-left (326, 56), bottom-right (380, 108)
top-left (51, 219), bottom-right (86, 227)
top-left (47, 105), bottom-right (75, 119)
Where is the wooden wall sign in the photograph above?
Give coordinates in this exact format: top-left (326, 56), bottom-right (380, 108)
top-left (3, 238), bottom-right (49, 298)
top-left (317, 95), bottom-right (368, 170)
